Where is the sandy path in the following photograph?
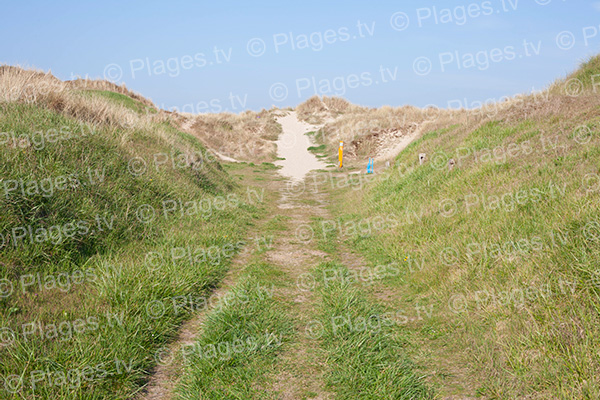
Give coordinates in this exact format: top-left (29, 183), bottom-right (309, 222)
top-left (275, 112), bottom-right (326, 181)
top-left (266, 172), bottom-right (334, 399)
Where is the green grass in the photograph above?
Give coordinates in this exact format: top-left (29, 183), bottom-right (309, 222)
top-left (175, 263), bottom-right (293, 400)
top-left (307, 211), bottom-right (431, 398)
top-left (329, 91), bottom-right (600, 397)
top-left (307, 144), bottom-right (326, 154)
top-left (312, 262), bottom-right (432, 399)
top-left (4, 56), bottom-right (600, 399)
top-left (0, 101), bottom-right (261, 398)
top-left (307, 143), bottom-right (329, 160)
top-left (82, 90), bottom-right (157, 114)
top-left (310, 216), bottom-right (339, 255)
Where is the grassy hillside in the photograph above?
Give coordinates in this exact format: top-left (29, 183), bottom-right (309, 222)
top-left (326, 56), bottom-right (600, 398)
top-left (3, 55), bottom-right (600, 399)
top-left (0, 67), bottom-right (262, 398)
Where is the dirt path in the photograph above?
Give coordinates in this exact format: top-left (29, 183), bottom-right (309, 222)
top-left (139, 109), bottom-right (332, 399)
top-left (140, 109), bottom-right (420, 399)
top-left (266, 177), bottom-right (334, 399)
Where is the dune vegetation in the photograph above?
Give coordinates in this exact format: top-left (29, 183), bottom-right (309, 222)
top-left (178, 110), bottom-right (282, 163)
top-left (323, 55), bottom-right (600, 398)
top-left (0, 66), bottom-right (265, 398)
top-left (1, 55), bottom-right (600, 399)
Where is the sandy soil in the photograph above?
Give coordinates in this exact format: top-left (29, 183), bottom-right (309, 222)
top-left (375, 127), bottom-right (421, 161)
top-left (275, 111), bottom-right (326, 181)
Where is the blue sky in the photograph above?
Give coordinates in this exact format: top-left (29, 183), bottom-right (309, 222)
top-left (1, 1), bottom-right (599, 112)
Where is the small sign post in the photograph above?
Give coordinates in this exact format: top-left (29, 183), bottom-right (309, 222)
top-left (338, 141), bottom-right (344, 168)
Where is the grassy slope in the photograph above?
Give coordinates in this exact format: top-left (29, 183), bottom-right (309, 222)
top-left (0, 89), bottom-right (262, 398)
top-left (313, 261), bottom-right (432, 399)
top-left (81, 90), bottom-right (158, 115)
top-left (329, 58), bottom-right (600, 398)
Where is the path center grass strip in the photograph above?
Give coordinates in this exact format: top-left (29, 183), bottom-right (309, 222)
top-left (175, 262), bottom-right (293, 400)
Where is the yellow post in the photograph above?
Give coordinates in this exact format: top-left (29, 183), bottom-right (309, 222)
top-left (338, 141), bottom-right (344, 168)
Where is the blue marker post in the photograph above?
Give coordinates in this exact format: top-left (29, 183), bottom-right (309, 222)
top-left (366, 158), bottom-right (374, 174)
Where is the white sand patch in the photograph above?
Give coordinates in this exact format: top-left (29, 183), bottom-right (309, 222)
top-left (275, 111), bottom-right (327, 181)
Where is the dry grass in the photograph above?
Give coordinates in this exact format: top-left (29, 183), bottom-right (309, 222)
top-left (299, 63), bottom-right (600, 161)
top-left (296, 95), bottom-right (359, 125)
top-left (296, 95), bottom-right (475, 159)
top-left (0, 65), bottom-right (171, 136)
top-left (0, 65), bottom-right (283, 164)
top-left (179, 110), bottom-right (282, 163)
top-left (315, 103), bottom-right (469, 159)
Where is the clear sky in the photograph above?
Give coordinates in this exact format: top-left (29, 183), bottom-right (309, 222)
top-left (1, 1), bottom-right (599, 112)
